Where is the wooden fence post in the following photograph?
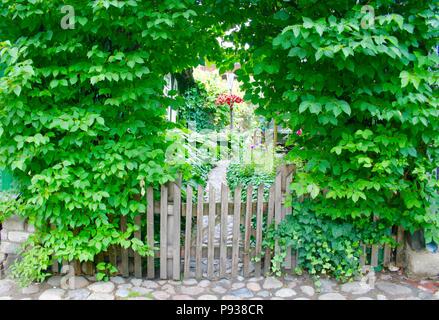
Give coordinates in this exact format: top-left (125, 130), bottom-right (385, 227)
top-left (219, 183), bottom-right (229, 277)
top-left (160, 185), bottom-right (168, 279)
top-left (146, 187), bottom-right (155, 279)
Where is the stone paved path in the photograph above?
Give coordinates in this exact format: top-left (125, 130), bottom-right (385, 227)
top-left (205, 159), bottom-right (230, 201)
top-left (1, 272), bottom-right (438, 300)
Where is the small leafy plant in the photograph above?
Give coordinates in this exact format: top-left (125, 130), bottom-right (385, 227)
top-left (95, 262), bottom-right (118, 282)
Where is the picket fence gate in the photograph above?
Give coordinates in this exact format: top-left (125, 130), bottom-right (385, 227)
top-left (52, 165), bottom-right (405, 280)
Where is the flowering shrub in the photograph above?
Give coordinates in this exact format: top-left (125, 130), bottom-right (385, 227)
top-left (215, 93), bottom-right (244, 109)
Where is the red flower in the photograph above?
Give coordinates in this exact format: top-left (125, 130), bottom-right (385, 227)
top-left (215, 93), bottom-right (244, 108)
top-left (296, 128), bottom-right (303, 136)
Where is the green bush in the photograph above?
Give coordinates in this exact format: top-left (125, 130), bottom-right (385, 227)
top-left (226, 161), bottom-right (276, 201)
top-left (264, 200), bottom-right (395, 282)
top-left (223, 2), bottom-right (439, 244)
top-left (0, 0), bottom-right (221, 285)
top-left (178, 82), bottom-right (229, 131)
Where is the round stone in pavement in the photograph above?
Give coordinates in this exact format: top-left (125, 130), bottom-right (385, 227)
top-left (212, 286), bottom-right (227, 294)
top-left (61, 276), bottom-right (89, 290)
top-left (110, 276), bottom-right (125, 285)
top-left (294, 297), bottom-right (311, 300)
top-left (116, 288), bottom-right (130, 298)
top-left (88, 281), bottom-right (115, 293)
top-left (47, 276), bottom-right (62, 287)
top-left (300, 285), bottom-right (315, 297)
top-left (142, 280), bottom-right (159, 289)
top-left (181, 286), bottom-right (205, 296)
top-left (356, 297), bottom-right (373, 300)
top-left (230, 288), bottom-right (254, 298)
top-left (231, 282), bottom-right (245, 290)
top-left (39, 288), bottom-right (65, 300)
top-left (318, 293), bottom-right (346, 300)
top-left (222, 295), bottom-right (242, 300)
top-left (173, 295), bottom-right (194, 300)
top-left (247, 282), bottom-right (261, 292)
top-left (67, 289), bottom-right (91, 300)
top-left (319, 279), bottom-right (337, 293)
top-left (257, 290), bottom-right (271, 298)
top-left (162, 284), bottom-right (176, 294)
top-left (130, 279), bottom-right (143, 287)
top-left (87, 293), bottom-right (114, 300)
top-left (152, 291), bottom-right (171, 300)
top-left (183, 279), bottom-right (198, 286)
top-left (21, 284), bottom-right (40, 295)
top-left (199, 280), bottom-right (210, 288)
top-left (131, 287), bottom-right (152, 296)
top-left (275, 288), bottom-right (297, 298)
top-left (262, 277), bottom-right (283, 290)
top-left (0, 279), bottom-right (14, 295)
top-left (376, 281), bottom-right (412, 296)
top-left (198, 295), bottom-right (218, 300)
top-left (341, 282), bottom-right (371, 295)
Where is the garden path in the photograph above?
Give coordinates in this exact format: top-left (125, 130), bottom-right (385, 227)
top-left (205, 159), bottom-right (230, 202)
top-left (0, 272), bottom-right (438, 300)
top-left (203, 160), bottom-right (233, 245)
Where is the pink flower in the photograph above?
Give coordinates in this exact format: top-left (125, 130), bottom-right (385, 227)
top-left (296, 128), bottom-right (303, 136)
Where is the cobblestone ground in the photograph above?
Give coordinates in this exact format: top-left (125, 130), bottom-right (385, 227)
top-left (0, 272), bottom-right (438, 300)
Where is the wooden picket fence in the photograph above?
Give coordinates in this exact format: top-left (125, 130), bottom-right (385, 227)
top-left (52, 165), bottom-right (405, 279)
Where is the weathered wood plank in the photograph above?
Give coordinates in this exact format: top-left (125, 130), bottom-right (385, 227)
top-left (255, 184), bottom-right (264, 277)
top-left (264, 186), bottom-right (275, 275)
top-left (243, 185), bottom-right (253, 277)
top-left (184, 186), bottom-right (193, 279)
top-left (120, 215), bottom-right (129, 277)
top-left (284, 173), bottom-right (293, 270)
top-left (109, 245), bottom-right (117, 271)
top-left (207, 185), bottom-right (216, 279)
top-left (146, 187), bottom-right (155, 279)
top-left (219, 183), bottom-right (229, 277)
top-left (383, 243), bottom-right (391, 267)
top-left (195, 185), bottom-right (204, 280)
top-left (231, 185), bottom-right (242, 278)
top-left (173, 182), bottom-right (182, 280)
top-left (160, 185), bottom-right (168, 279)
top-left (274, 172), bottom-right (282, 263)
top-left (134, 214), bottom-right (142, 278)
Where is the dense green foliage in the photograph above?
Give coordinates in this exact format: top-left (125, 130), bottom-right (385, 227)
top-left (0, 0), bottom-right (221, 284)
top-left (227, 161), bottom-right (275, 200)
top-left (222, 2), bottom-right (438, 237)
top-left (264, 200), bottom-right (395, 281)
top-left (0, 0), bottom-right (437, 283)
top-left (215, 0), bottom-right (439, 278)
top-left (178, 82), bottom-right (229, 131)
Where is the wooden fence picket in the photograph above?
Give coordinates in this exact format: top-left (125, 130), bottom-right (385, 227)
top-left (172, 182), bottom-right (182, 280)
top-left (184, 186), bottom-right (193, 279)
top-left (120, 215), bottom-right (129, 277)
top-left (231, 185), bottom-right (242, 278)
top-left (255, 184), bottom-right (264, 277)
top-left (243, 185), bottom-right (253, 277)
top-left (195, 185), bottom-right (204, 279)
top-left (219, 183), bottom-right (229, 277)
top-left (207, 185), bottom-right (216, 279)
top-left (134, 214), bottom-right (142, 278)
top-left (160, 185), bottom-right (168, 279)
top-left (146, 187), bottom-right (155, 279)
top-left (264, 185), bottom-right (275, 275)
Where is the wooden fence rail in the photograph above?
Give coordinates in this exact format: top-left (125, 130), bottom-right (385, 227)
top-left (52, 165), bottom-right (406, 279)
